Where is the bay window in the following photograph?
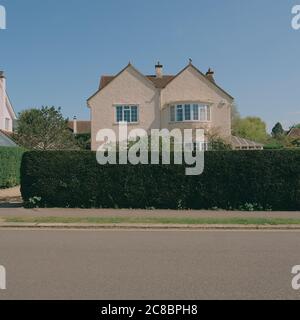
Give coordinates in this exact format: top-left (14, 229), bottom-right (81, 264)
top-left (115, 105), bottom-right (139, 123)
top-left (170, 103), bottom-right (211, 122)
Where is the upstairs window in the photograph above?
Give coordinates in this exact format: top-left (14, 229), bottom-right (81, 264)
top-left (115, 105), bottom-right (139, 123)
top-left (170, 104), bottom-right (211, 122)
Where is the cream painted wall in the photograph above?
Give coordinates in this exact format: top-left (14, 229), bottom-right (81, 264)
top-left (0, 76), bottom-right (16, 132)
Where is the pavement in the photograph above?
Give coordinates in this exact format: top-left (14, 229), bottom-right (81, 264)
top-left (0, 229), bottom-right (299, 300)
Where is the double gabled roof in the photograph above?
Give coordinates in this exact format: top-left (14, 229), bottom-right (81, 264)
top-left (87, 62), bottom-right (234, 103)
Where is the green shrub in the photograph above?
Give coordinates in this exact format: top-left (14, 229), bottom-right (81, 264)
top-left (0, 147), bottom-right (25, 188)
top-left (21, 150), bottom-right (300, 210)
top-left (74, 133), bottom-right (91, 150)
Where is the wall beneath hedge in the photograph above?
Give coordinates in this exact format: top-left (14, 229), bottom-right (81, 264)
top-left (0, 147), bottom-right (25, 188)
top-left (21, 150), bottom-right (300, 210)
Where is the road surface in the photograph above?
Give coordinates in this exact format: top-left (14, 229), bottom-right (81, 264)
top-left (0, 230), bottom-right (299, 300)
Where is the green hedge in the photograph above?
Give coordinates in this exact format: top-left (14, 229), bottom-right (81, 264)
top-left (0, 147), bottom-right (25, 188)
top-left (21, 150), bottom-right (300, 210)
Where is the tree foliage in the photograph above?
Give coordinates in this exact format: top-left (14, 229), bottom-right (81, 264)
top-left (14, 107), bottom-right (78, 150)
top-left (232, 117), bottom-right (268, 143)
top-left (271, 122), bottom-right (285, 138)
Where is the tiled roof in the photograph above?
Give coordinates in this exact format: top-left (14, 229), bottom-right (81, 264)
top-left (288, 128), bottom-right (300, 138)
top-left (0, 130), bottom-right (17, 147)
top-left (87, 62), bottom-right (234, 103)
top-left (99, 75), bottom-right (176, 90)
top-left (68, 121), bottom-right (91, 134)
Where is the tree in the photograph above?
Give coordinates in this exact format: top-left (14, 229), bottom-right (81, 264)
top-left (206, 131), bottom-right (232, 151)
top-left (14, 106), bottom-right (78, 150)
top-left (231, 102), bottom-right (240, 124)
top-left (271, 122), bottom-right (284, 138)
top-left (74, 133), bottom-right (91, 150)
top-left (232, 117), bottom-right (268, 143)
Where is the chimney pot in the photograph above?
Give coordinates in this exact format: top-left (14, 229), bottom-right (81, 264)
top-left (206, 68), bottom-right (215, 83)
top-left (155, 62), bottom-right (163, 78)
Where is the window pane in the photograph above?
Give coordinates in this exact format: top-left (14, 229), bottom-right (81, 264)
top-left (206, 105), bottom-right (211, 121)
top-left (199, 105), bottom-right (206, 121)
top-left (131, 106), bottom-right (138, 122)
top-left (176, 105), bottom-right (183, 122)
top-left (124, 106), bottom-right (131, 122)
top-left (184, 104), bottom-right (191, 121)
top-left (170, 106), bottom-right (175, 122)
top-left (116, 106), bottom-right (123, 122)
top-left (193, 104), bottom-right (199, 120)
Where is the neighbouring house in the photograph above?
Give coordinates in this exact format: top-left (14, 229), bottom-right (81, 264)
top-left (287, 127), bottom-right (300, 147)
top-left (288, 128), bottom-right (300, 139)
top-left (87, 61), bottom-right (263, 151)
top-left (0, 71), bottom-right (17, 147)
top-left (68, 117), bottom-right (91, 134)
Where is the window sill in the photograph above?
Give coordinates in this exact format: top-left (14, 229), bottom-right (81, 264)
top-left (113, 122), bottom-right (140, 126)
top-left (169, 121), bottom-right (211, 124)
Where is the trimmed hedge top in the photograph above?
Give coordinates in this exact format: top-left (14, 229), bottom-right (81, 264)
top-left (21, 150), bottom-right (300, 210)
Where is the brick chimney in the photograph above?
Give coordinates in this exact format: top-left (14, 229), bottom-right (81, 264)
top-left (155, 62), bottom-right (163, 78)
top-left (206, 68), bottom-right (215, 83)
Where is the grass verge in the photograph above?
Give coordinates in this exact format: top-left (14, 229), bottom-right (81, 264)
top-left (3, 216), bottom-right (300, 225)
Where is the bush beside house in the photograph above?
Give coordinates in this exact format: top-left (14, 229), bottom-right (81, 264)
top-left (0, 147), bottom-right (25, 188)
top-left (21, 150), bottom-right (300, 210)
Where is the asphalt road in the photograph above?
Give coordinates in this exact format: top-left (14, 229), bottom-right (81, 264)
top-left (0, 230), bottom-right (299, 300)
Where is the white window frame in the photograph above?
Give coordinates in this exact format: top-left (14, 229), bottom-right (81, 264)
top-left (4, 118), bottom-right (10, 131)
top-left (114, 105), bottom-right (139, 124)
top-left (170, 103), bottom-right (211, 123)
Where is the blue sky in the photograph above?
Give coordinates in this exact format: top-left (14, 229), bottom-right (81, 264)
top-left (0, 0), bottom-right (299, 131)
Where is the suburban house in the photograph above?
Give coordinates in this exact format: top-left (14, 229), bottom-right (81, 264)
top-left (0, 71), bottom-right (17, 146)
top-left (287, 127), bottom-right (300, 147)
top-left (87, 61), bottom-right (263, 151)
top-left (68, 117), bottom-right (91, 135)
top-left (288, 128), bottom-right (300, 139)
